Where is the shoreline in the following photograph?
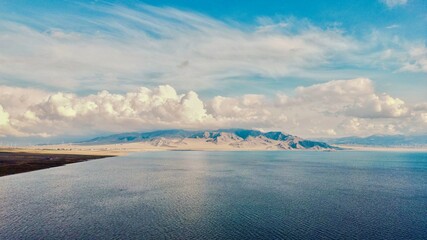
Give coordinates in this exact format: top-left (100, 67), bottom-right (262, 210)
top-left (1, 144), bottom-right (426, 177)
top-left (3, 143), bottom-right (427, 155)
top-left (0, 150), bottom-right (115, 177)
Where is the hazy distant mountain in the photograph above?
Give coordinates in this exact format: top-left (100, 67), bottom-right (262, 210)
top-left (323, 134), bottom-right (427, 147)
top-left (81, 129), bottom-right (337, 150)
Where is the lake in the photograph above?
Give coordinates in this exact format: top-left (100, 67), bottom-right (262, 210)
top-left (1, 151), bottom-right (426, 239)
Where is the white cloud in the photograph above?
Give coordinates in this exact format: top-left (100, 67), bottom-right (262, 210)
top-left (26, 85), bottom-right (212, 133)
top-left (0, 105), bottom-right (10, 127)
top-left (385, 24), bottom-right (400, 29)
top-left (0, 104), bottom-right (22, 137)
top-left (294, 78), bottom-right (374, 104)
top-left (291, 78), bottom-right (409, 118)
top-left (0, 4), bottom-right (420, 92)
top-left (0, 86), bottom-right (48, 115)
top-left (209, 95), bottom-right (271, 124)
top-left (381, 0), bottom-right (408, 8)
top-left (399, 46), bottom-right (427, 73)
top-left (0, 9), bottom-right (353, 91)
top-left (343, 93), bottom-right (408, 118)
top-left (338, 118), bottom-right (400, 136)
top-left (0, 78), bottom-right (424, 138)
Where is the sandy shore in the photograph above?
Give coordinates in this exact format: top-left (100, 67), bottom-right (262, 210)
top-left (3, 140), bottom-right (427, 156)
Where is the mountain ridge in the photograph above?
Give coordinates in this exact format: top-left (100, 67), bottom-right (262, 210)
top-left (321, 134), bottom-right (427, 147)
top-left (81, 129), bottom-right (338, 150)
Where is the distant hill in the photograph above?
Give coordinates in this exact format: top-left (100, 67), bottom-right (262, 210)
top-left (323, 134), bottom-right (427, 147)
top-left (80, 129), bottom-right (337, 150)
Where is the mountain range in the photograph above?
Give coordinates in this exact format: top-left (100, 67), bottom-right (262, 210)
top-left (81, 129), bottom-right (337, 150)
top-left (322, 134), bottom-right (427, 147)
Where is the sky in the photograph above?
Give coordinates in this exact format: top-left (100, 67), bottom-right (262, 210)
top-left (0, 0), bottom-right (426, 142)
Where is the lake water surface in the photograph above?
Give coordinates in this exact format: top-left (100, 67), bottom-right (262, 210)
top-left (1, 151), bottom-right (426, 239)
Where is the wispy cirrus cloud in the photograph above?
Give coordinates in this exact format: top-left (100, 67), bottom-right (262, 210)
top-left (0, 4), bottom-right (422, 94)
top-left (380, 0), bottom-right (408, 8)
top-left (399, 46), bottom-right (427, 73)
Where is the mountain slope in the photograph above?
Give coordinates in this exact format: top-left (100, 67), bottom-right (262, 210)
top-left (81, 129), bottom-right (337, 150)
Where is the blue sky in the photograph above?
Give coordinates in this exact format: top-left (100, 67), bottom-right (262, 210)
top-left (1, 0), bottom-right (426, 98)
top-left (2, 0), bottom-right (425, 37)
top-left (0, 0), bottom-right (426, 139)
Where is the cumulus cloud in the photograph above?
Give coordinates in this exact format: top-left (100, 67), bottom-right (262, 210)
top-left (0, 104), bottom-right (22, 137)
top-left (209, 94), bottom-right (271, 125)
top-left (343, 93), bottom-right (408, 118)
top-left (293, 78), bottom-right (409, 118)
top-left (381, 0), bottom-right (408, 8)
top-left (0, 78), bottom-right (425, 138)
top-left (0, 105), bottom-right (10, 127)
top-left (0, 86), bottom-right (48, 114)
top-left (22, 85), bottom-right (213, 135)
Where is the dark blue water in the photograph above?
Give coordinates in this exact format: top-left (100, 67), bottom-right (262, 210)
top-left (0, 151), bottom-right (426, 239)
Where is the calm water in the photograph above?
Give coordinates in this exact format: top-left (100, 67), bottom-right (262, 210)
top-left (0, 151), bottom-right (426, 240)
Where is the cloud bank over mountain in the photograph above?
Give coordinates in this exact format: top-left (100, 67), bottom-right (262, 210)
top-left (0, 3), bottom-right (425, 139)
top-left (0, 78), bottom-right (425, 138)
